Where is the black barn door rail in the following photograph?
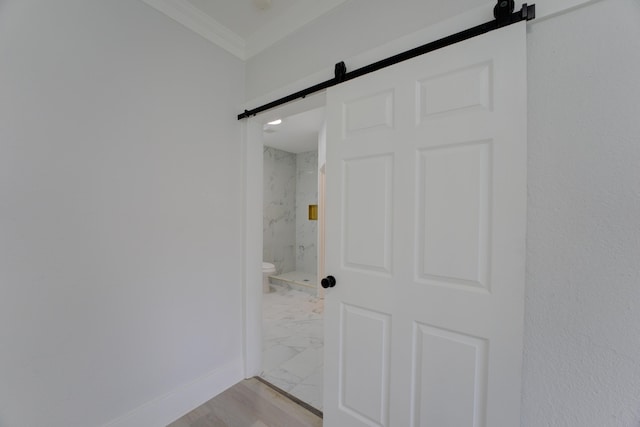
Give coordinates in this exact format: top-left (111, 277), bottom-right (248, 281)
top-left (237, 1), bottom-right (535, 120)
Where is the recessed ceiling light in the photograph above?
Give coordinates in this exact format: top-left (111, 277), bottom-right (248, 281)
top-left (267, 119), bottom-right (282, 125)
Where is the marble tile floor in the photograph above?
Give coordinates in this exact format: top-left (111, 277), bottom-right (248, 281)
top-left (268, 271), bottom-right (318, 295)
top-left (261, 283), bottom-right (324, 412)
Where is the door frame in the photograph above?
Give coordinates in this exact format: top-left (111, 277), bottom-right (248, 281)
top-left (241, 92), bottom-right (327, 377)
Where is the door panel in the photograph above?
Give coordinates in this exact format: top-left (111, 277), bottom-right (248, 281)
top-left (417, 61), bottom-right (493, 120)
top-left (416, 141), bottom-right (491, 290)
top-left (411, 323), bottom-right (488, 427)
top-left (343, 90), bottom-right (395, 137)
top-left (340, 304), bottom-right (391, 426)
top-left (324, 22), bottom-right (527, 427)
top-left (343, 155), bottom-right (394, 275)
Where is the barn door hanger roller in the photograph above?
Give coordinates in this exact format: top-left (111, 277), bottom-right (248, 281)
top-left (495, 0), bottom-right (535, 24)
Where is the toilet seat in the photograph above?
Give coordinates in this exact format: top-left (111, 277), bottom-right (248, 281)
top-left (262, 262), bottom-right (276, 272)
top-left (262, 262), bottom-right (276, 293)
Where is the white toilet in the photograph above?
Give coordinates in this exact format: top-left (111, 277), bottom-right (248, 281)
top-left (262, 262), bottom-right (276, 293)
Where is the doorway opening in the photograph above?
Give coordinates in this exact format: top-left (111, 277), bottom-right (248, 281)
top-left (260, 106), bottom-right (326, 411)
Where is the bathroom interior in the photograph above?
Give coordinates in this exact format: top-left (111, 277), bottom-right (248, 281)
top-left (260, 106), bottom-right (326, 412)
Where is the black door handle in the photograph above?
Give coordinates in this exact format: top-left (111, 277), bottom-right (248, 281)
top-left (321, 275), bottom-right (337, 289)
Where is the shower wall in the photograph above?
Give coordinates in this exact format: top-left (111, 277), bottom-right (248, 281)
top-left (263, 147), bottom-right (296, 274)
top-left (296, 151), bottom-right (318, 275)
top-left (264, 146), bottom-right (319, 276)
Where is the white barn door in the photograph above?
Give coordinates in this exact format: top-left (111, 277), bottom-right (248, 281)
top-left (323, 23), bottom-right (527, 427)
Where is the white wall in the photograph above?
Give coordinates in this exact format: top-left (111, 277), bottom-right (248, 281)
top-left (244, 0), bottom-right (640, 424)
top-left (0, 1), bottom-right (245, 426)
top-left (523, 0), bottom-right (640, 424)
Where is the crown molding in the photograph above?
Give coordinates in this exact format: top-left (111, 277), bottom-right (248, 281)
top-left (245, 0), bottom-right (348, 58)
top-left (140, 0), bottom-right (348, 60)
top-left (140, 0), bottom-right (246, 59)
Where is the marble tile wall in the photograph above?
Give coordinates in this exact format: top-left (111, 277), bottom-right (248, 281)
top-left (296, 151), bottom-right (318, 275)
top-left (263, 146), bottom-right (296, 274)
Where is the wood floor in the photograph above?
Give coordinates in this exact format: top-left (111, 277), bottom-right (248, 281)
top-left (167, 378), bottom-right (323, 427)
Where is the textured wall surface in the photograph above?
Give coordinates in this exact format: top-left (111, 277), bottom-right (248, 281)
top-left (523, 0), bottom-right (640, 425)
top-left (263, 146), bottom-right (297, 274)
top-left (296, 151), bottom-right (319, 274)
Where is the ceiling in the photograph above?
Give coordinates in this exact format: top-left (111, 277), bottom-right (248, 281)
top-left (263, 107), bottom-right (325, 154)
top-left (140, 0), bottom-right (349, 59)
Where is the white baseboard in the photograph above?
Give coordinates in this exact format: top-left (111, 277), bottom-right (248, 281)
top-left (101, 359), bottom-right (244, 427)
